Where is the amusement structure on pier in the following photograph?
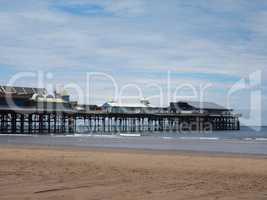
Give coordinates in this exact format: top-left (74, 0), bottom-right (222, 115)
top-left (0, 86), bottom-right (240, 134)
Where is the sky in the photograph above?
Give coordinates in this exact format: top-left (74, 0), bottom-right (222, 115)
top-left (0, 0), bottom-right (266, 125)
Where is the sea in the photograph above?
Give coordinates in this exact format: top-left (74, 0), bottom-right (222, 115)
top-left (0, 126), bottom-right (267, 155)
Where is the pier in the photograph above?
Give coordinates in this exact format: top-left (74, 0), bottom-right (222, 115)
top-left (0, 86), bottom-right (240, 134)
top-left (0, 111), bottom-right (240, 134)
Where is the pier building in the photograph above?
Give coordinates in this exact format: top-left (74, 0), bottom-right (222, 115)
top-left (0, 86), bottom-right (240, 134)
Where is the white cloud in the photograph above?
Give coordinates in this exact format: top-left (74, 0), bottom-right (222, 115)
top-left (0, 0), bottom-right (265, 75)
top-left (0, 0), bottom-right (266, 124)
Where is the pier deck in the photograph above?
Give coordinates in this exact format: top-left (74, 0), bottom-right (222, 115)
top-left (0, 106), bottom-right (240, 134)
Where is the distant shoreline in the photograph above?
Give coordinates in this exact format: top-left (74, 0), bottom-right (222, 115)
top-left (1, 142), bottom-right (267, 158)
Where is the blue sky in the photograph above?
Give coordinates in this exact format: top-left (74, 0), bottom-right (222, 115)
top-left (0, 0), bottom-right (266, 125)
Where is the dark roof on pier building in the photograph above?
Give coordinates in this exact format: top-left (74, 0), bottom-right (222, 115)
top-left (0, 86), bottom-right (74, 113)
top-left (0, 86), bottom-right (47, 108)
top-left (170, 101), bottom-right (232, 115)
top-left (0, 86), bottom-right (47, 96)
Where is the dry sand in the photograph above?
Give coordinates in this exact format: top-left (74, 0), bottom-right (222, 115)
top-left (0, 146), bottom-right (267, 200)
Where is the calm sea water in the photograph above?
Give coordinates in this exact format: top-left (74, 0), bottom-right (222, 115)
top-left (141, 126), bottom-right (267, 140)
top-left (76, 126), bottom-right (267, 140)
top-left (0, 126), bottom-right (267, 155)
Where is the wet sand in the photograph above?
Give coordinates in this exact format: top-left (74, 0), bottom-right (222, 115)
top-left (1, 145), bottom-right (267, 200)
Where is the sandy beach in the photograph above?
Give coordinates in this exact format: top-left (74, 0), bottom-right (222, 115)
top-left (0, 146), bottom-right (267, 200)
